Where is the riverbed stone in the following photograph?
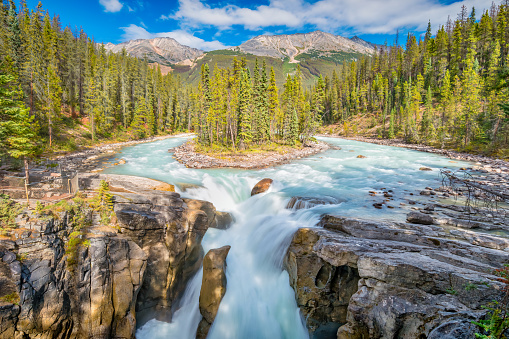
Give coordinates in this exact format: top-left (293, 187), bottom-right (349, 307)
top-left (251, 178), bottom-right (273, 196)
top-left (407, 211), bottom-right (435, 225)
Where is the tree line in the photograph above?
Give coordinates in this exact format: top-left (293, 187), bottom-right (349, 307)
top-left (317, 3), bottom-right (509, 153)
top-left (0, 0), bottom-right (193, 156)
top-left (194, 59), bottom-right (321, 149)
top-left (3, 0), bottom-right (509, 159)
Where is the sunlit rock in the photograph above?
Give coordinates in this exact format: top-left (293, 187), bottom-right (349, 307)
top-left (197, 246), bottom-right (231, 339)
top-left (251, 178), bottom-right (273, 196)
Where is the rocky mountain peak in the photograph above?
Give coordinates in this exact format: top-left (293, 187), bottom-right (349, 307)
top-left (103, 37), bottom-right (204, 65)
top-left (232, 30), bottom-right (375, 60)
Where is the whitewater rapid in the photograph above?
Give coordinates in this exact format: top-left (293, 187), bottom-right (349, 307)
top-left (102, 136), bottom-right (472, 338)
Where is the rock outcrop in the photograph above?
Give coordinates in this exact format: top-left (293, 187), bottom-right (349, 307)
top-left (0, 217), bottom-right (147, 339)
top-left (197, 246), bottom-right (231, 339)
top-left (0, 174), bottom-right (217, 338)
top-left (285, 215), bottom-right (508, 339)
top-left (251, 178), bottom-right (273, 196)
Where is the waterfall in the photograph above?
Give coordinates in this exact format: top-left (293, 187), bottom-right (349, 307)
top-left (137, 174), bottom-right (315, 339)
top-left (102, 135), bottom-right (472, 338)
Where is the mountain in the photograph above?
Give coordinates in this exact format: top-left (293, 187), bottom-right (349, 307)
top-left (103, 37), bottom-right (204, 65)
top-left (230, 31), bottom-right (375, 61)
top-left (349, 36), bottom-right (379, 50)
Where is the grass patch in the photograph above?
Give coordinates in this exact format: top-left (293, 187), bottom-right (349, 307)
top-left (0, 194), bottom-right (24, 236)
top-left (194, 140), bottom-right (303, 158)
top-left (0, 292), bottom-right (19, 305)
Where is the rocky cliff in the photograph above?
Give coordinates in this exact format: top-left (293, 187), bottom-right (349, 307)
top-left (0, 174), bottom-right (225, 339)
top-left (284, 215), bottom-right (508, 338)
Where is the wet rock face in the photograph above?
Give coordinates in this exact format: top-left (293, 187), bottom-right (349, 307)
top-left (286, 196), bottom-right (342, 210)
top-left (284, 229), bottom-right (360, 337)
top-left (114, 192), bottom-right (212, 325)
top-left (197, 245), bottom-right (231, 339)
top-left (285, 216), bottom-right (508, 339)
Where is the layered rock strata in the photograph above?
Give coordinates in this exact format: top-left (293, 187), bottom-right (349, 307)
top-left (285, 215), bottom-right (508, 339)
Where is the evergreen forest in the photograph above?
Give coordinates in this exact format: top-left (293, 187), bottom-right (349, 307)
top-left (1, 1), bottom-right (509, 160)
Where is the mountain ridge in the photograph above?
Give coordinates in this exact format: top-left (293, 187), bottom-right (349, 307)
top-left (103, 36), bottom-right (204, 65)
top-left (103, 31), bottom-right (376, 67)
top-left (231, 30), bottom-right (375, 61)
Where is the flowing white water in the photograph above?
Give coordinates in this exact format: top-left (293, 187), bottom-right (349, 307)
top-left (103, 136), bottom-right (473, 338)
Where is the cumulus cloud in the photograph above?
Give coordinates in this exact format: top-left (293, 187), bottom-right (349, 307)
top-left (121, 24), bottom-right (153, 40)
top-left (170, 0), bottom-right (494, 34)
top-left (99, 0), bottom-right (123, 13)
top-left (120, 24), bottom-right (228, 50)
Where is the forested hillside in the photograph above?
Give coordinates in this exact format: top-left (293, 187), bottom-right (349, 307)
top-left (2, 0), bottom-right (509, 158)
top-left (0, 1), bottom-right (192, 156)
top-left (318, 4), bottom-right (509, 156)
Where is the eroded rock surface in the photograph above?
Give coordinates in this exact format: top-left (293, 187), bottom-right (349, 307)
top-left (197, 245), bottom-right (231, 339)
top-left (0, 175), bottom-right (216, 338)
top-left (285, 215), bottom-right (508, 339)
top-left (0, 220), bottom-right (147, 339)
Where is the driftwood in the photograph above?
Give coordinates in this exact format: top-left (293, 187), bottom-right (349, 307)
top-left (440, 169), bottom-right (508, 220)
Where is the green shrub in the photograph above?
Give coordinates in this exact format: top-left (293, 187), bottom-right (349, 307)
top-left (473, 265), bottom-right (509, 338)
top-left (0, 194), bottom-right (23, 233)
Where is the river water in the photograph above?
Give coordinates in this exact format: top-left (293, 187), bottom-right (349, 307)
top-left (103, 136), bottom-right (471, 339)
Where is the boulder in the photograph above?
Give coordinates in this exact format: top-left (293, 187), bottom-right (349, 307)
top-left (356, 155), bottom-right (367, 159)
top-left (197, 246), bottom-right (231, 339)
top-left (420, 167), bottom-right (433, 171)
top-left (251, 178), bottom-right (273, 196)
top-left (213, 211), bottom-right (234, 230)
top-left (407, 211), bottom-right (435, 225)
top-left (285, 215), bottom-right (508, 339)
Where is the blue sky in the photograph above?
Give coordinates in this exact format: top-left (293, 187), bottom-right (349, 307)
top-left (25, 0), bottom-right (497, 51)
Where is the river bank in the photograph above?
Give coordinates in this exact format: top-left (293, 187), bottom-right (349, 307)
top-left (53, 133), bottom-right (194, 173)
top-left (172, 140), bottom-right (330, 169)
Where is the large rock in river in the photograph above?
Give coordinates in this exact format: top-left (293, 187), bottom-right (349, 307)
top-left (251, 178), bottom-right (273, 196)
top-left (197, 245), bottom-right (231, 339)
top-left (285, 215), bottom-right (508, 339)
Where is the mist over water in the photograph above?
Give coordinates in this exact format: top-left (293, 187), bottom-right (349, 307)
top-left (104, 136), bottom-right (472, 338)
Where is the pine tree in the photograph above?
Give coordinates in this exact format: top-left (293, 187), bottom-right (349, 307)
top-left (0, 72), bottom-right (39, 194)
top-left (237, 69), bottom-right (251, 148)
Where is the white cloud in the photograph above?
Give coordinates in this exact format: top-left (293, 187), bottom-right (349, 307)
top-left (120, 24), bottom-right (228, 51)
top-left (170, 0), bottom-right (494, 34)
top-left (99, 0), bottom-right (123, 13)
top-left (121, 24), bottom-right (153, 40)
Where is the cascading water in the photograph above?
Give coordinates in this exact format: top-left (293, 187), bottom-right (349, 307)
top-left (138, 175), bottom-right (316, 339)
top-left (103, 136), bottom-right (473, 338)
